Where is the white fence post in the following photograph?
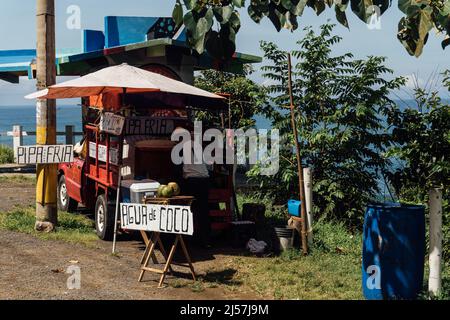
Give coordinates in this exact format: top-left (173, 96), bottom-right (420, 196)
top-left (428, 188), bottom-right (443, 297)
top-left (65, 125), bottom-right (75, 145)
top-left (303, 167), bottom-right (313, 245)
top-left (13, 125), bottom-right (23, 159)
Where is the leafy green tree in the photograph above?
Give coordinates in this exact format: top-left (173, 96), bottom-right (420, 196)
top-left (172, 0), bottom-right (450, 58)
top-left (385, 72), bottom-right (450, 260)
top-left (248, 24), bottom-right (405, 224)
top-left (194, 67), bottom-right (268, 129)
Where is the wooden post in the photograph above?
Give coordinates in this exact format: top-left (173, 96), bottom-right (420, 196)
top-left (303, 167), bottom-right (313, 246)
top-left (287, 53), bottom-right (308, 255)
top-left (35, 0), bottom-right (57, 232)
top-left (12, 125), bottom-right (23, 159)
top-left (428, 188), bottom-right (443, 297)
top-left (65, 125), bottom-right (75, 145)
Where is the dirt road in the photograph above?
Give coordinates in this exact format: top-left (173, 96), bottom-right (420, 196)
top-left (0, 175), bottom-right (261, 300)
top-left (0, 229), bottom-right (260, 300)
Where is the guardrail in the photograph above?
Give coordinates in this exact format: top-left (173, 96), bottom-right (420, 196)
top-left (0, 125), bottom-right (83, 150)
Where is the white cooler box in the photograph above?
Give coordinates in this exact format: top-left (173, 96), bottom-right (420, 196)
top-left (121, 179), bottom-right (160, 203)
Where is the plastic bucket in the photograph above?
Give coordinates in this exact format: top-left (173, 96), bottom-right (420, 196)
top-left (362, 203), bottom-right (425, 300)
top-left (288, 199), bottom-right (301, 217)
top-left (274, 226), bottom-right (295, 251)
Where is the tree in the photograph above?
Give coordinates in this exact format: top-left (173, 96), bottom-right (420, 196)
top-left (385, 71), bottom-right (450, 264)
top-left (172, 0), bottom-right (450, 59)
top-left (194, 67), bottom-right (268, 129)
top-left (247, 24), bottom-right (405, 224)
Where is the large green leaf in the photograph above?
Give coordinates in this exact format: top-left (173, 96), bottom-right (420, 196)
top-left (229, 11), bottom-right (242, 32)
top-left (291, 0), bottom-right (308, 15)
top-left (351, 0), bottom-right (391, 23)
top-left (183, 11), bottom-right (197, 31)
top-left (213, 5), bottom-right (234, 24)
top-left (418, 6), bottom-right (433, 40)
top-left (233, 0), bottom-right (246, 7)
top-left (206, 25), bottom-right (237, 60)
top-left (184, 0), bottom-right (197, 10)
top-left (398, 0), bottom-right (429, 15)
top-left (172, 1), bottom-right (184, 27)
top-left (335, 3), bottom-right (349, 28)
top-left (397, 9), bottom-right (432, 57)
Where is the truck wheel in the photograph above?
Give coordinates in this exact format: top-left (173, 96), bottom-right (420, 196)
top-left (95, 194), bottom-right (115, 241)
top-left (58, 175), bottom-right (78, 212)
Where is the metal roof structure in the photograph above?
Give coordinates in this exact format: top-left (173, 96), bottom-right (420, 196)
top-left (0, 16), bottom-right (261, 84)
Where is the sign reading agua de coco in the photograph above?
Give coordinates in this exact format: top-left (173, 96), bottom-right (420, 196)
top-left (15, 145), bottom-right (74, 164)
top-left (120, 203), bottom-right (193, 236)
top-left (100, 112), bottom-right (125, 135)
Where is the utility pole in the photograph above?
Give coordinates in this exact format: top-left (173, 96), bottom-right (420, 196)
top-left (35, 0), bottom-right (57, 232)
top-left (287, 53), bottom-right (308, 255)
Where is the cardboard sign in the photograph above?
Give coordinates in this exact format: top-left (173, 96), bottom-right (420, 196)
top-left (89, 142), bottom-right (119, 165)
top-left (15, 145), bottom-right (74, 164)
top-left (124, 117), bottom-right (175, 136)
top-left (100, 112), bottom-right (125, 135)
top-left (120, 203), bottom-right (194, 236)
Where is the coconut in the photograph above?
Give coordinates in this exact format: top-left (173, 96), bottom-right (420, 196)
top-left (161, 185), bottom-right (174, 198)
top-left (167, 182), bottom-right (180, 196)
top-left (157, 185), bottom-right (167, 197)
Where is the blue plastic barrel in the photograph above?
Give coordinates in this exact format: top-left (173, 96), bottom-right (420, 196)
top-left (362, 203), bottom-right (425, 300)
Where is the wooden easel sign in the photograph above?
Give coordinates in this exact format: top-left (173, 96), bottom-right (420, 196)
top-left (120, 203), bottom-right (196, 287)
top-left (120, 203), bottom-right (193, 236)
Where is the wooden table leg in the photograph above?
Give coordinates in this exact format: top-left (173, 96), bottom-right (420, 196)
top-left (138, 233), bottom-right (158, 282)
top-left (156, 236), bottom-right (174, 274)
top-left (140, 230), bottom-right (159, 265)
top-left (179, 235), bottom-right (196, 281)
top-left (158, 236), bottom-right (179, 288)
top-left (140, 230), bottom-right (149, 246)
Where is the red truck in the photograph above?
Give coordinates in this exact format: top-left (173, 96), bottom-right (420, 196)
top-left (57, 93), bottom-right (234, 240)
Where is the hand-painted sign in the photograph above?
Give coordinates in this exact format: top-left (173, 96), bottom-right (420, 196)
top-left (120, 203), bottom-right (193, 236)
top-left (124, 117), bottom-right (175, 136)
top-left (15, 145), bottom-right (74, 164)
top-left (100, 112), bottom-right (125, 135)
top-left (89, 142), bottom-right (119, 165)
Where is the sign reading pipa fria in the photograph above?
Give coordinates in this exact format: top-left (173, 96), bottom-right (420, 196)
top-left (120, 203), bottom-right (194, 236)
top-left (15, 145), bottom-right (74, 165)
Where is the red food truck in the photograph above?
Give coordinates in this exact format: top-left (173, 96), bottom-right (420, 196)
top-left (56, 65), bottom-right (235, 240)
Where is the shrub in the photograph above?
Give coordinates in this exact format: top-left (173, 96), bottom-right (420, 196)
top-left (0, 145), bottom-right (14, 164)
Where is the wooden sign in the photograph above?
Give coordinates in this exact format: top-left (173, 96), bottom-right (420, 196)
top-left (100, 112), bottom-right (125, 135)
top-left (124, 117), bottom-right (175, 136)
top-left (120, 203), bottom-right (194, 236)
top-left (15, 145), bottom-right (74, 164)
top-left (89, 142), bottom-right (119, 165)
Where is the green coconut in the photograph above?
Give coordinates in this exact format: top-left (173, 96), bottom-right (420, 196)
top-left (161, 185), bottom-right (174, 198)
top-left (167, 182), bottom-right (180, 196)
top-left (157, 185), bottom-right (167, 197)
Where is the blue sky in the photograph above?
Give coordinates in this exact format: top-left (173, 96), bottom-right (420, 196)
top-left (0, 0), bottom-right (449, 105)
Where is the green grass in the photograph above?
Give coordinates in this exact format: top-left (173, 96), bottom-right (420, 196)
top-left (229, 220), bottom-right (363, 299)
top-left (0, 206), bottom-right (98, 246)
top-left (0, 145), bottom-right (14, 164)
top-left (0, 174), bottom-right (36, 184)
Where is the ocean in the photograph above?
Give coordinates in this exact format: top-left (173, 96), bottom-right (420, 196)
top-left (0, 105), bottom-right (271, 147)
top-left (0, 105), bottom-right (81, 147)
top-left (1, 100), bottom-right (447, 147)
